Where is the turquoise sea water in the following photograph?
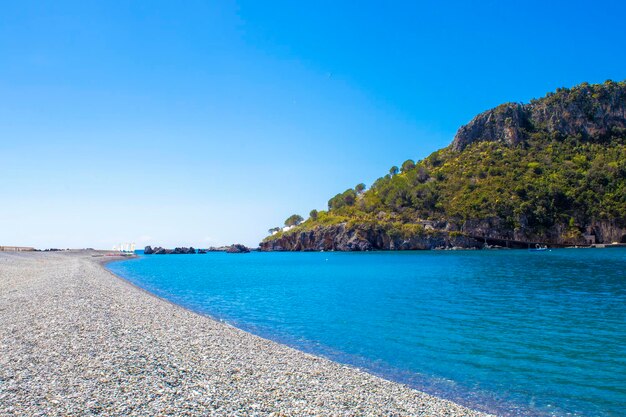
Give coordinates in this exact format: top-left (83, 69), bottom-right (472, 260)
top-left (108, 249), bottom-right (626, 416)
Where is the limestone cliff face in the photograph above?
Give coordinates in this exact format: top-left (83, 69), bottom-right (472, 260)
top-left (260, 223), bottom-right (483, 251)
top-left (452, 82), bottom-right (626, 151)
top-left (452, 103), bottom-right (530, 151)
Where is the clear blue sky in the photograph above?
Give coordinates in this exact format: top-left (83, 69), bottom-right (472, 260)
top-left (1, 1), bottom-right (625, 249)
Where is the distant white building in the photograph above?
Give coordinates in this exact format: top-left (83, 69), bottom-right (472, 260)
top-left (113, 243), bottom-right (136, 253)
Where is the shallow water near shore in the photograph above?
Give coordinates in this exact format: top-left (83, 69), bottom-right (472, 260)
top-left (108, 249), bottom-right (626, 416)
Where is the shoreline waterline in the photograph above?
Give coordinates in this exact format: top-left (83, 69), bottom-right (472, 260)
top-left (106, 255), bottom-right (511, 416)
top-left (0, 250), bottom-right (494, 416)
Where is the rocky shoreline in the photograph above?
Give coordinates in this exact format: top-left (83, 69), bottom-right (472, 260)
top-left (260, 219), bottom-right (626, 252)
top-left (260, 223), bottom-right (483, 251)
top-left (0, 250), bottom-right (494, 416)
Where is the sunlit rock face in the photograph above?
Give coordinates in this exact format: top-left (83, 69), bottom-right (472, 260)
top-left (452, 81), bottom-right (626, 151)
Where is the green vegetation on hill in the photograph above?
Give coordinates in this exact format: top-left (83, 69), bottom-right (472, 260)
top-left (263, 81), bottom-right (626, 247)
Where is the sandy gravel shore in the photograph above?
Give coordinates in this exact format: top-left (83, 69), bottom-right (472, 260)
top-left (0, 251), bottom-right (493, 416)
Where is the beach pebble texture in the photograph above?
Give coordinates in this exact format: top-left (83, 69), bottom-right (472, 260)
top-left (0, 251), bottom-right (493, 416)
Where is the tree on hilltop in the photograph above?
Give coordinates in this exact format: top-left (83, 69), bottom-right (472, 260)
top-left (284, 214), bottom-right (304, 227)
top-left (401, 159), bottom-right (416, 172)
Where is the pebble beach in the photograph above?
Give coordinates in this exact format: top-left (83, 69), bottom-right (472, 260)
top-left (0, 251), bottom-right (493, 416)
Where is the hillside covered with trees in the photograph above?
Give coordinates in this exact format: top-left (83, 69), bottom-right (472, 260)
top-left (261, 81), bottom-right (626, 251)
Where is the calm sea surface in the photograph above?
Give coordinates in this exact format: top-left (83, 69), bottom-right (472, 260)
top-left (107, 249), bottom-right (626, 416)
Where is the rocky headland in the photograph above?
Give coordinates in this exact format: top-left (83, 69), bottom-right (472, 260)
top-left (261, 81), bottom-right (626, 251)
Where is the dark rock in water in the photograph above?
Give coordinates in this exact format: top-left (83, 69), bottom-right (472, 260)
top-left (211, 246), bottom-right (231, 252)
top-left (147, 246), bottom-right (197, 254)
top-left (225, 244), bottom-right (250, 253)
top-left (173, 247), bottom-right (196, 254)
top-left (153, 247), bottom-right (171, 255)
top-left (197, 249), bottom-right (207, 254)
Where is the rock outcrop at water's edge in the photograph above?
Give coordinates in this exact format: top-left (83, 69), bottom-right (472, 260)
top-left (225, 244), bottom-right (251, 253)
